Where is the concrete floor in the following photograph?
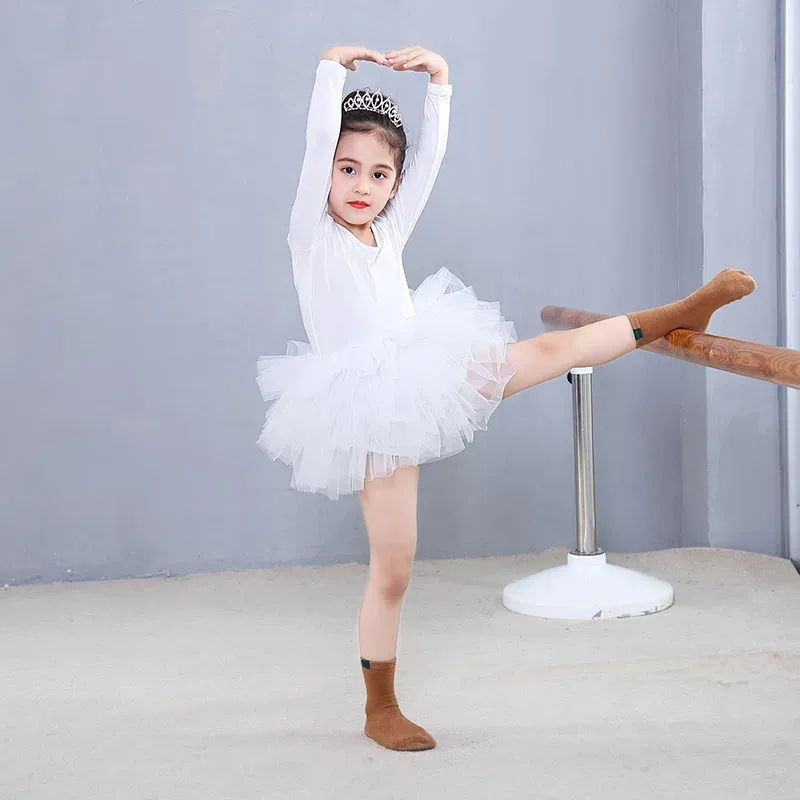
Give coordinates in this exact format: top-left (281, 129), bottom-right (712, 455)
top-left (1, 546), bottom-right (798, 799)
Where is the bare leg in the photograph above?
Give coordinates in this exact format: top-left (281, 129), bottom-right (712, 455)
top-left (356, 464), bottom-right (436, 751)
top-left (358, 464), bottom-right (419, 661)
top-left (503, 316), bottom-right (635, 398)
top-left (503, 268), bottom-right (757, 398)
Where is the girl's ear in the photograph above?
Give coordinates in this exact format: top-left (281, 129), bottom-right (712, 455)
top-left (390, 175), bottom-right (402, 199)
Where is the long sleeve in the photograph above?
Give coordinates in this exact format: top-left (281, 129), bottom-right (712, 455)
top-left (383, 81), bottom-right (452, 246)
top-left (287, 60), bottom-right (348, 250)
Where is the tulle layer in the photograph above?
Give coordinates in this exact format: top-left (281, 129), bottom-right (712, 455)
top-left (256, 267), bottom-right (517, 499)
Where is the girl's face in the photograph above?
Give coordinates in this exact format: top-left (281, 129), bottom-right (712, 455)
top-left (328, 131), bottom-right (400, 226)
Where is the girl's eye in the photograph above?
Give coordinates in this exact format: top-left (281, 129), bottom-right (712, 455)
top-left (341, 166), bottom-right (386, 180)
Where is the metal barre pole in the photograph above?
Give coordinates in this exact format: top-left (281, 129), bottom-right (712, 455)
top-left (501, 365), bottom-right (674, 619)
top-left (569, 368), bottom-right (601, 556)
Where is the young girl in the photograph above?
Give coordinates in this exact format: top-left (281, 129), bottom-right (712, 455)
top-left (257, 44), bottom-right (756, 752)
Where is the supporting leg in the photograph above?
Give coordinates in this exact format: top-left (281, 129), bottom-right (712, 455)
top-left (357, 465), bottom-right (436, 751)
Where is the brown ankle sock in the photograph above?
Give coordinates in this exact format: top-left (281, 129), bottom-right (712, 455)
top-left (627, 268), bottom-right (756, 348)
top-left (361, 657), bottom-right (436, 752)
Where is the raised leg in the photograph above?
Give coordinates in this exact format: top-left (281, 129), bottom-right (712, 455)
top-left (503, 268), bottom-right (757, 398)
top-left (503, 316), bottom-right (635, 398)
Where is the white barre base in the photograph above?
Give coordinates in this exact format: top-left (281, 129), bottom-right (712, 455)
top-left (502, 551), bottom-right (675, 620)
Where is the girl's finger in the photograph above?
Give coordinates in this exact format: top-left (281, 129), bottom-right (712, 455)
top-left (401, 55), bottom-right (427, 70)
top-left (391, 54), bottom-right (423, 67)
top-left (353, 47), bottom-right (381, 63)
top-left (387, 46), bottom-right (423, 60)
top-left (398, 47), bottom-right (425, 60)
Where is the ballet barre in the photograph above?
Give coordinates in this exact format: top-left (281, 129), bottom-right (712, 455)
top-left (541, 305), bottom-right (800, 390)
top-left (502, 308), bottom-right (800, 620)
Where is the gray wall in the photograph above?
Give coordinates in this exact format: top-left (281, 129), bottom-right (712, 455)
top-left (697, 0), bottom-right (783, 555)
top-left (677, 0), bottom-right (710, 548)
top-left (0, 0), bottom-right (778, 585)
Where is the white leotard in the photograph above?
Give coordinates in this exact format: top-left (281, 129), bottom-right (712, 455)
top-left (287, 59), bottom-right (452, 356)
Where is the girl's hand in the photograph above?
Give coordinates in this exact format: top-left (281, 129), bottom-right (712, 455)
top-left (384, 46), bottom-right (449, 82)
top-left (322, 45), bottom-right (389, 71)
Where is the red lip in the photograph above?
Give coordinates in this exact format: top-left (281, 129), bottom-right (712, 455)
top-left (348, 202), bottom-right (369, 209)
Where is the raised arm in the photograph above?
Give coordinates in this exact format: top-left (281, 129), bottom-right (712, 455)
top-left (382, 47), bottom-right (451, 245)
top-left (288, 46), bottom-right (389, 250)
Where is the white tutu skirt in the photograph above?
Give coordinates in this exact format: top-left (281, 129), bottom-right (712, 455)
top-left (256, 268), bottom-right (518, 499)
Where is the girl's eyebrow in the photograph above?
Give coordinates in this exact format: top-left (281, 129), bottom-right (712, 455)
top-left (335, 157), bottom-right (395, 174)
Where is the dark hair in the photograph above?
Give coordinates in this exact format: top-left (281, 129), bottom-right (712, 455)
top-left (340, 89), bottom-right (408, 181)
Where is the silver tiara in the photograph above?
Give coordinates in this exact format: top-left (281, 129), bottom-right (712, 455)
top-left (342, 90), bottom-right (403, 128)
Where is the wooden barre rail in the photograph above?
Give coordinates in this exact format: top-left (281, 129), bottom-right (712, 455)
top-left (541, 305), bottom-right (800, 390)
